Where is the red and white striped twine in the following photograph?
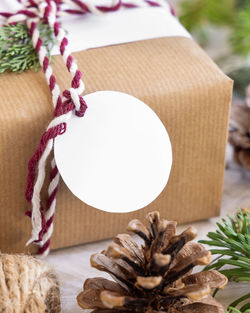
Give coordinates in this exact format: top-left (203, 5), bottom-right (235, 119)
top-left (0, 0), bottom-right (175, 257)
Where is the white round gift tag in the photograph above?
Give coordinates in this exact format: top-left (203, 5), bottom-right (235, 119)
top-left (54, 91), bottom-right (172, 213)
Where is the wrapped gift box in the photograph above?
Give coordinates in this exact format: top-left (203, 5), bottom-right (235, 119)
top-left (0, 5), bottom-right (233, 253)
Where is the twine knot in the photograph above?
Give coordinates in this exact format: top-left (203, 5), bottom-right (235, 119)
top-left (62, 89), bottom-right (87, 117)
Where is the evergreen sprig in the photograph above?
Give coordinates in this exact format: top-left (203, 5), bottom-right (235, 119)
top-left (0, 23), bottom-right (55, 73)
top-left (200, 210), bottom-right (250, 313)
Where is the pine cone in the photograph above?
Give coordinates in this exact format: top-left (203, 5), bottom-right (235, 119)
top-left (77, 211), bottom-right (227, 313)
top-left (0, 254), bottom-right (60, 313)
top-left (229, 94), bottom-right (250, 170)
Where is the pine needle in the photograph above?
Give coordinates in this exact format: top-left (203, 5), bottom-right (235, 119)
top-left (200, 209), bottom-right (250, 313)
top-left (0, 23), bottom-right (55, 73)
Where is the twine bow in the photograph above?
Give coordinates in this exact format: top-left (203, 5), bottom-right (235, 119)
top-left (0, 0), bottom-right (173, 257)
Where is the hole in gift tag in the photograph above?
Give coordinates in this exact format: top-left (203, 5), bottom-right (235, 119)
top-left (54, 91), bottom-right (172, 213)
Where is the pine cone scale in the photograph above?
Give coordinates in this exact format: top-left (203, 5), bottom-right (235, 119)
top-left (77, 289), bottom-right (105, 310)
top-left (182, 270), bottom-right (228, 289)
top-left (163, 263), bottom-right (194, 289)
top-left (114, 234), bottom-right (144, 264)
top-left (100, 290), bottom-right (149, 309)
top-left (179, 303), bottom-right (222, 313)
top-left (84, 277), bottom-right (125, 294)
top-left (90, 254), bottom-right (133, 287)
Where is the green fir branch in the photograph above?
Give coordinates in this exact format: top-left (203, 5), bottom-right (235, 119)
top-left (200, 210), bottom-right (250, 275)
top-left (0, 23), bottom-right (56, 73)
top-left (200, 210), bottom-right (250, 313)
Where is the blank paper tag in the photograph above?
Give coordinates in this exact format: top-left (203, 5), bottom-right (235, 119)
top-left (54, 91), bottom-right (172, 213)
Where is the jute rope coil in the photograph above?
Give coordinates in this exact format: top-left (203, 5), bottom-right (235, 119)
top-left (0, 253), bottom-right (60, 312)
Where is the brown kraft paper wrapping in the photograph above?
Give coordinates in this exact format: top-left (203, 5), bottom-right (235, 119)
top-left (0, 37), bottom-right (233, 253)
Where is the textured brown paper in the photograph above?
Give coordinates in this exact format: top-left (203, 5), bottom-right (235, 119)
top-left (0, 37), bottom-right (233, 253)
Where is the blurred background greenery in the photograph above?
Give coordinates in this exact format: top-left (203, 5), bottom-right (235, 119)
top-left (169, 0), bottom-right (250, 97)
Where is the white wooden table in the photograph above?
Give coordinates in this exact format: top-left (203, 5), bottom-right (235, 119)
top-left (47, 164), bottom-right (250, 312)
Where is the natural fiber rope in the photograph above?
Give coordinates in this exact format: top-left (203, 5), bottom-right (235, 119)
top-left (0, 253), bottom-right (60, 312)
top-left (0, 0), bottom-right (173, 257)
